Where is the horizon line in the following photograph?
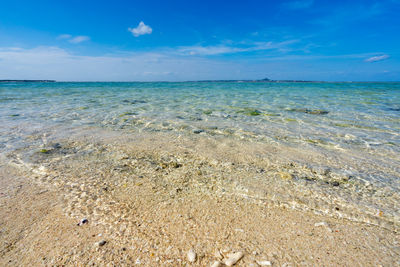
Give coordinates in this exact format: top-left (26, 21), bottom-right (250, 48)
top-left (1, 79), bottom-right (400, 83)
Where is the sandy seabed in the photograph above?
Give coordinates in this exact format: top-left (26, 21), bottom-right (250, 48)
top-left (0, 129), bottom-right (399, 266)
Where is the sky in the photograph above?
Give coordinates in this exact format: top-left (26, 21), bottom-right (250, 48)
top-left (0, 0), bottom-right (399, 81)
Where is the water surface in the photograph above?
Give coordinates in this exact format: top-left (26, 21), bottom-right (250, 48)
top-left (1, 81), bottom-right (399, 229)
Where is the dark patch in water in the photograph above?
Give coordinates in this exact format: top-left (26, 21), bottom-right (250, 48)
top-left (288, 108), bottom-right (329, 115)
top-left (52, 143), bottom-right (62, 149)
top-left (193, 129), bottom-right (205, 134)
top-left (34, 143), bottom-right (76, 160)
top-left (122, 99), bottom-right (147, 104)
top-left (119, 112), bottom-right (138, 117)
top-left (388, 107), bottom-right (400, 111)
top-left (237, 108), bottom-right (262, 116)
top-left (189, 116), bottom-right (202, 121)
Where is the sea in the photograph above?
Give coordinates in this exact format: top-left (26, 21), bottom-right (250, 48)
top-left (1, 81), bottom-right (399, 230)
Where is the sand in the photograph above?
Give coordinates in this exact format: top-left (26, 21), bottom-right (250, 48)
top-left (0, 130), bottom-right (399, 266)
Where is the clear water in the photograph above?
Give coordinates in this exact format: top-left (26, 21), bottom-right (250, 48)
top-left (2, 82), bottom-right (399, 151)
top-left (1, 81), bottom-right (399, 228)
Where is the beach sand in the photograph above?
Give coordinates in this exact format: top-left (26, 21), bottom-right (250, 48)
top-left (1, 129), bottom-right (399, 266)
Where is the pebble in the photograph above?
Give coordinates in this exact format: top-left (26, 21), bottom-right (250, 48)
top-left (52, 143), bottom-right (62, 149)
top-left (77, 218), bottom-right (88, 226)
top-left (256, 260), bottom-right (272, 266)
top-left (210, 260), bottom-right (222, 267)
top-left (223, 251), bottom-right (244, 266)
top-left (97, 240), bottom-right (107, 246)
top-left (331, 181), bottom-right (340, 186)
top-left (193, 129), bottom-right (205, 134)
top-left (187, 248), bottom-right (197, 262)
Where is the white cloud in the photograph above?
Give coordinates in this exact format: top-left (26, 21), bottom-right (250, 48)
top-left (365, 55), bottom-right (389, 62)
top-left (0, 46), bottom-right (242, 81)
top-left (128, 21), bottom-right (153, 37)
top-left (284, 0), bottom-right (314, 9)
top-left (69, 36), bottom-right (90, 44)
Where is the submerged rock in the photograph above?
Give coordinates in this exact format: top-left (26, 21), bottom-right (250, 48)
top-left (193, 129), bottom-right (205, 134)
top-left (287, 108), bottom-right (329, 115)
top-left (237, 108), bottom-right (262, 116)
top-left (207, 126), bottom-right (218, 130)
top-left (308, 109), bottom-right (329, 115)
top-left (171, 162), bottom-right (182, 168)
top-left (122, 99), bottom-right (147, 104)
top-left (331, 181), bottom-right (340, 187)
top-left (52, 143), bottom-right (62, 149)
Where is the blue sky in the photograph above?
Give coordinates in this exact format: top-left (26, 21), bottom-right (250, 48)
top-left (0, 0), bottom-right (399, 81)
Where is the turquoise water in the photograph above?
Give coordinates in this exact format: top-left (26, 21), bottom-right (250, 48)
top-left (1, 81), bottom-right (399, 151)
top-left (1, 81), bottom-right (399, 228)
top-left (2, 81), bottom-right (399, 179)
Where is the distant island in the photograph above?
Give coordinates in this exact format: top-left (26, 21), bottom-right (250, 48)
top-left (0, 80), bottom-right (56, 83)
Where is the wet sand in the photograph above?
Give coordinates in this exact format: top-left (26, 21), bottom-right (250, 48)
top-left (0, 129), bottom-right (399, 266)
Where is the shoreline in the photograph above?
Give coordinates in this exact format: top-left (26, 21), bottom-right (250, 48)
top-left (1, 129), bottom-right (399, 265)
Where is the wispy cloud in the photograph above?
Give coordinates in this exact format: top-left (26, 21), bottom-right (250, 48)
top-left (69, 36), bottom-right (90, 44)
top-left (365, 54), bottom-right (389, 62)
top-left (0, 46), bottom-right (242, 81)
top-left (128, 21), bottom-right (153, 37)
top-left (57, 34), bottom-right (90, 44)
top-left (283, 0), bottom-right (314, 10)
top-left (0, 46), bottom-right (396, 81)
top-left (178, 45), bottom-right (242, 56)
top-left (177, 40), bottom-right (300, 56)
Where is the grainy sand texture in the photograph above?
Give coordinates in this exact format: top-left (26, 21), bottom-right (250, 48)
top-left (1, 130), bottom-right (399, 266)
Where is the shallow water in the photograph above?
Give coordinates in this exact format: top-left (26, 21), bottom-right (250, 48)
top-left (1, 81), bottom-right (399, 229)
top-left (1, 82), bottom-right (399, 149)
